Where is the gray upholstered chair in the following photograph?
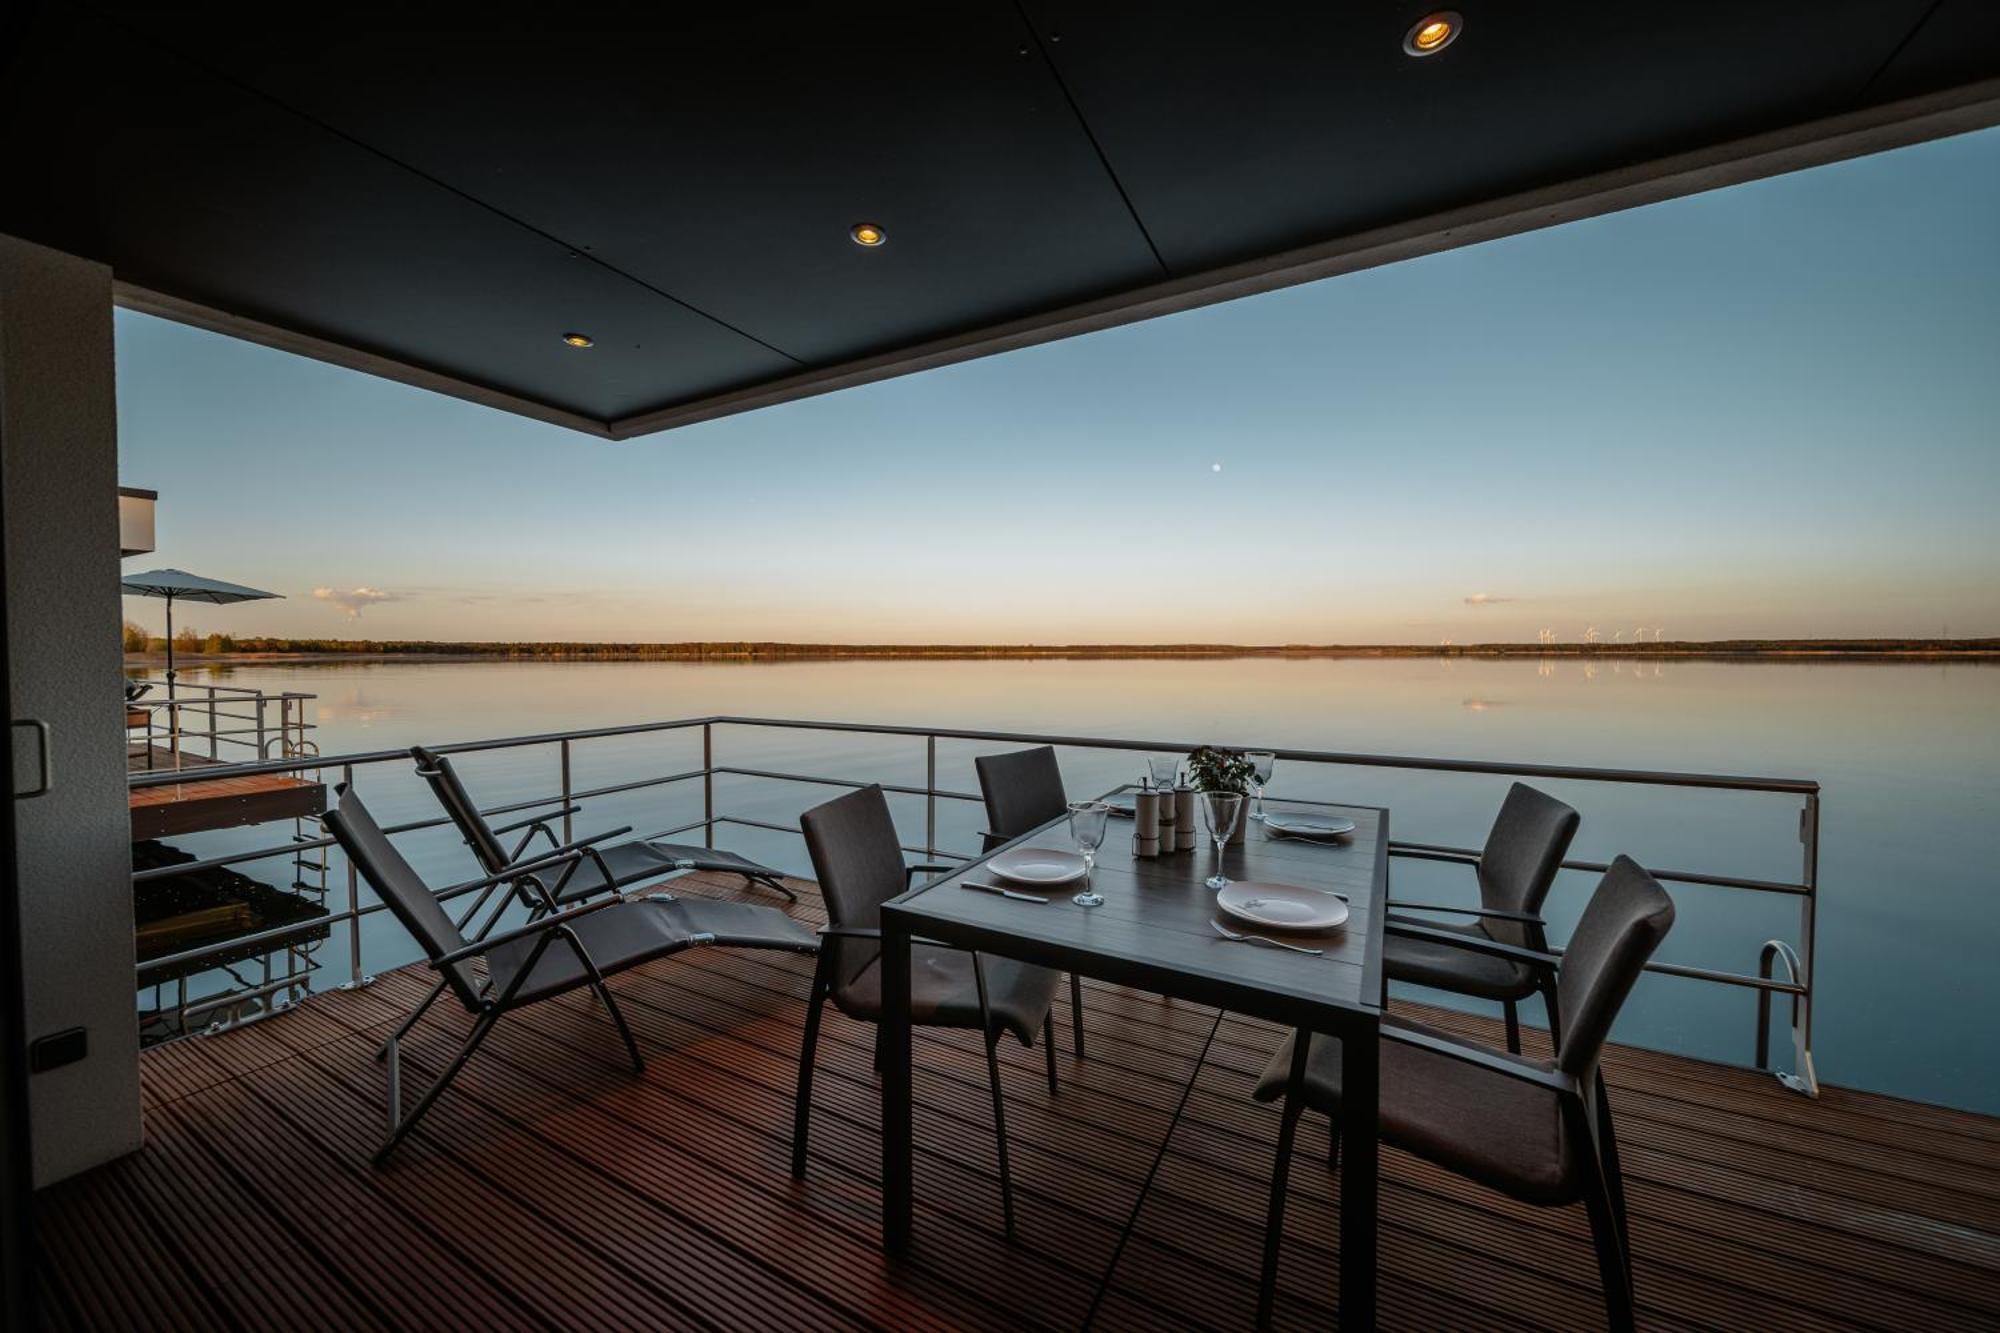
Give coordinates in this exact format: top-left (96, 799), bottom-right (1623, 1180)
top-left (325, 784), bottom-right (815, 1163)
top-left (1251, 855), bottom-right (1674, 1330)
top-left (1383, 782), bottom-right (1580, 1053)
top-left (974, 745), bottom-right (1088, 1058)
top-left (792, 784), bottom-right (1061, 1239)
top-left (413, 745), bottom-right (798, 921)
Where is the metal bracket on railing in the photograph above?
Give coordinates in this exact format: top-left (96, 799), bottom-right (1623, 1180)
top-left (1755, 939), bottom-right (1818, 1097)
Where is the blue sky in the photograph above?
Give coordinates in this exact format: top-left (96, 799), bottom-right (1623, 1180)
top-left (117, 126), bottom-right (2000, 644)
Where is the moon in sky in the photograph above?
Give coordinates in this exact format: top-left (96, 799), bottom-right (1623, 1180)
top-left (1211, 462), bottom-right (1223, 473)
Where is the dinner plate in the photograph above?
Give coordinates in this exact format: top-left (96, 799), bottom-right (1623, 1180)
top-left (1216, 881), bottom-right (1350, 932)
top-left (987, 846), bottom-right (1089, 886)
top-left (1263, 813), bottom-right (1358, 841)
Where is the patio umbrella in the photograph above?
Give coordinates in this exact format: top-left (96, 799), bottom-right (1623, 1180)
top-left (120, 568), bottom-right (283, 697)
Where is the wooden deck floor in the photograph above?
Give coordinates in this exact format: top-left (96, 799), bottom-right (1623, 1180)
top-left (36, 873), bottom-right (2000, 1330)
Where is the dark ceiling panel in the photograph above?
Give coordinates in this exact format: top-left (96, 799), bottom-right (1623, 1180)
top-left (1020, 1), bottom-right (1941, 273)
top-left (0, 14), bottom-right (796, 422)
top-left (99, 3), bottom-right (1167, 368)
top-left (1869, 0), bottom-right (2000, 103)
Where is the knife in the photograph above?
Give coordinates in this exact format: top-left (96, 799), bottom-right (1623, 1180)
top-left (962, 881), bottom-right (1049, 904)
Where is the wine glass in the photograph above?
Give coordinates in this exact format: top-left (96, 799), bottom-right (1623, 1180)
top-left (1246, 751), bottom-right (1276, 821)
top-left (1200, 792), bottom-right (1243, 890)
top-left (1147, 754), bottom-right (1182, 791)
top-left (1068, 800), bottom-right (1111, 908)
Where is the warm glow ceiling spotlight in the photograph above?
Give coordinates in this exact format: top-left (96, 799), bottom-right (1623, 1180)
top-left (560, 332), bottom-right (594, 348)
top-left (1404, 11), bottom-right (1461, 56)
top-left (850, 223), bottom-right (887, 247)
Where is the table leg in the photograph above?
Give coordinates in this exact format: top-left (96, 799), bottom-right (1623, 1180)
top-left (882, 912), bottom-right (914, 1253)
top-left (1339, 1017), bottom-right (1379, 1330)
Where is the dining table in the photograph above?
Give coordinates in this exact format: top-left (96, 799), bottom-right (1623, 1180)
top-left (878, 788), bottom-right (1389, 1329)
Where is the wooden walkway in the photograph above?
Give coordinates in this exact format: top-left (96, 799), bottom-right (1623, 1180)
top-left (128, 763), bottom-right (326, 841)
top-left (36, 873), bottom-right (2000, 1330)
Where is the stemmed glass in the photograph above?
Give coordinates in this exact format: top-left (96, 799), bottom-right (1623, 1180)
top-left (1068, 800), bottom-right (1111, 908)
top-left (1246, 751), bottom-right (1277, 821)
top-left (1200, 792), bottom-right (1244, 890)
top-left (1147, 754), bottom-right (1182, 790)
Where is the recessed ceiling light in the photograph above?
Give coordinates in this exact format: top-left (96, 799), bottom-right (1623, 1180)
top-left (560, 332), bottom-right (594, 348)
top-left (850, 223), bottom-right (887, 247)
top-left (1403, 11), bottom-right (1461, 57)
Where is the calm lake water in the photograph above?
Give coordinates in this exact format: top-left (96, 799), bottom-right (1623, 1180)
top-left (139, 655), bottom-right (2000, 1114)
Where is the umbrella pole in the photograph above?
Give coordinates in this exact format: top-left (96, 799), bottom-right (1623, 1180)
top-left (164, 595), bottom-right (180, 769)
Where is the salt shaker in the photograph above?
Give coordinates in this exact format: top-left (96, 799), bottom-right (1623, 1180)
top-left (1133, 789), bottom-right (1161, 858)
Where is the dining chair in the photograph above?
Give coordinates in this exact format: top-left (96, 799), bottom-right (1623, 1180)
top-left (974, 745), bottom-right (1088, 1058)
top-left (1383, 781), bottom-right (1580, 1053)
top-left (793, 784), bottom-right (1062, 1239)
top-left (1250, 855), bottom-right (1674, 1329)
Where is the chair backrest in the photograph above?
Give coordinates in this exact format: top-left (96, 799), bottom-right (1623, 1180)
top-left (975, 746), bottom-right (1069, 844)
top-left (324, 784), bottom-right (485, 1010)
top-left (1554, 855), bottom-right (1675, 1078)
top-left (1477, 782), bottom-right (1581, 946)
top-left (411, 745), bottom-right (510, 875)
top-left (800, 785), bottom-right (909, 995)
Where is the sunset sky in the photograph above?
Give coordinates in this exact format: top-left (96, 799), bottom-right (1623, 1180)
top-left (117, 126), bottom-right (2000, 645)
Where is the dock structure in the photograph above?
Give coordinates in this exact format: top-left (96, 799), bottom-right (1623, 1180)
top-left (127, 757), bottom-right (326, 842)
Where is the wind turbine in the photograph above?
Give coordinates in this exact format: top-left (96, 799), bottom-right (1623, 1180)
top-left (1584, 626), bottom-right (1600, 643)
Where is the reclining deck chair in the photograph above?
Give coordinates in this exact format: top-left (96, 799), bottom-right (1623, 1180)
top-left (324, 783), bottom-right (816, 1162)
top-left (412, 744), bottom-right (798, 917)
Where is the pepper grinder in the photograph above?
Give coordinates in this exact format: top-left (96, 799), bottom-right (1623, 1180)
top-left (1173, 786), bottom-right (1198, 851)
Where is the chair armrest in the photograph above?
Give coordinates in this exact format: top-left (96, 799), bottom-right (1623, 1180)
top-left (1384, 920), bottom-right (1560, 971)
top-left (818, 925), bottom-right (882, 943)
top-left (432, 891), bottom-right (631, 967)
top-left (905, 863), bottom-right (956, 884)
top-left (1381, 1019), bottom-right (1579, 1096)
top-left (430, 825), bottom-right (634, 907)
top-left (491, 804), bottom-right (584, 837)
top-left (1387, 901), bottom-right (1546, 925)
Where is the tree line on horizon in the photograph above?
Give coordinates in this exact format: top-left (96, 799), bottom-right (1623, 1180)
top-left (118, 627), bottom-right (1999, 659)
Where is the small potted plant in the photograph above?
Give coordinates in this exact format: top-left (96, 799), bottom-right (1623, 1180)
top-left (1187, 745), bottom-right (1254, 845)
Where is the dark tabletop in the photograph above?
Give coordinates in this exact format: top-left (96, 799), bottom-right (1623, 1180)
top-left (889, 791), bottom-right (1388, 1030)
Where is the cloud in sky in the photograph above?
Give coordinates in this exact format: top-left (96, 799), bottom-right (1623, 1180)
top-left (1463, 593), bottom-right (1515, 607)
top-left (313, 586), bottom-right (397, 620)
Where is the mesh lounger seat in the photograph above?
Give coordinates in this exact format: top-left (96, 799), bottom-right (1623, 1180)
top-left (324, 783), bottom-right (816, 1162)
top-left (412, 744), bottom-right (797, 910)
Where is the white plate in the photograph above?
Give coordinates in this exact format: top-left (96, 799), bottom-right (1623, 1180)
top-left (1264, 813), bottom-right (1358, 841)
top-left (1216, 881), bottom-right (1350, 932)
top-left (987, 846), bottom-right (1089, 886)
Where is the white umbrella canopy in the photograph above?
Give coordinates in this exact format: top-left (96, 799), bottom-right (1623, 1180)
top-left (120, 568), bottom-right (282, 692)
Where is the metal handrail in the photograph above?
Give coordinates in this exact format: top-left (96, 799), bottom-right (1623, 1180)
top-left (128, 711), bottom-right (1822, 1092)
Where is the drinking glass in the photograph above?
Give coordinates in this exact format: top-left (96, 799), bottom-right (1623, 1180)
top-left (1246, 751), bottom-right (1277, 821)
top-left (1068, 800), bottom-right (1111, 908)
top-left (1200, 792), bottom-right (1243, 890)
top-left (1147, 754), bottom-right (1182, 791)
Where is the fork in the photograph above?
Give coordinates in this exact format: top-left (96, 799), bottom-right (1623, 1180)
top-left (1210, 920), bottom-right (1324, 955)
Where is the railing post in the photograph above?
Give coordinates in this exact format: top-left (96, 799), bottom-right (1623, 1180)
top-left (208, 689), bottom-right (219, 760)
top-left (925, 733), bottom-right (937, 860)
top-left (255, 695), bottom-right (268, 759)
top-left (340, 762), bottom-right (366, 989)
top-left (1796, 793), bottom-right (1821, 1095)
top-left (702, 722), bottom-right (715, 849)
top-left (560, 740), bottom-right (575, 843)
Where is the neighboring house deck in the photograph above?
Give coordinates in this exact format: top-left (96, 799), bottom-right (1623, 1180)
top-left (35, 873), bottom-right (2000, 1330)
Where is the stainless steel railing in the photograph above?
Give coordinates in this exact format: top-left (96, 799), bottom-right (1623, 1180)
top-left (127, 680), bottom-right (318, 768)
top-left (127, 713), bottom-right (1823, 1093)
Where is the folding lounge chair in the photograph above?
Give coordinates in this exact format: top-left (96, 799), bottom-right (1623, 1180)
top-left (324, 783), bottom-right (816, 1162)
top-left (411, 744), bottom-right (798, 918)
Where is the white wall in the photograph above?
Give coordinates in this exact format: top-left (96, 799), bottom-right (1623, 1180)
top-left (1, 234), bottom-right (144, 1185)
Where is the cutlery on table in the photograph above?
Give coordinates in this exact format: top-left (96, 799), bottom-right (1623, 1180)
top-left (962, 881), bottom-right (1049, 904)
top-left (1210, 919), bottom-right (1324, 955)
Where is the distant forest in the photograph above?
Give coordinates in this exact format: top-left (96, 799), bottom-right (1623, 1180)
top-left (121, 626), bottom-right (2000, 662)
